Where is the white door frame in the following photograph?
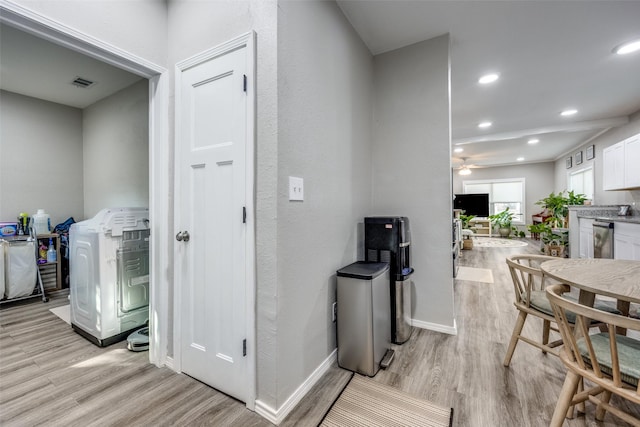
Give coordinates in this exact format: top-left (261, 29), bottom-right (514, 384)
top-left (0, 0), bottom-right (171, 367)
top-left (173, 31), bottom-right (257, 410)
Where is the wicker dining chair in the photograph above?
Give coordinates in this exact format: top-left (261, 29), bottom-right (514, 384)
top-left (546, 283), bottom-right (640, 426)
top-left (503, 254), bottom-right (619, 367)
top-left (503, 254), bottom-right (567, 366)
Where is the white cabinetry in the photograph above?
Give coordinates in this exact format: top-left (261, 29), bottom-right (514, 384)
top-left (614, 223), bottom-right (640, 261)
top-left (603, 142), bottom-right (625, 190)
top-left (603, 133), bottom-right (640, 190)
top-left (624, 135), bottom-right (640, 188)
top-left (579, 218), bottom-right (594, 259)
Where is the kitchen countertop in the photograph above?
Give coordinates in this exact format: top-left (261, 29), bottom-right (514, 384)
top-left (568, 205), bottom-right (640, 224)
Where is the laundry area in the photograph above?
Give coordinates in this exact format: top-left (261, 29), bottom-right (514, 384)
top-left (0, 23), bottom-right (151, 350)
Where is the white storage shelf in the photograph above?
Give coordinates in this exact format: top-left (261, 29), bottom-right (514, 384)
top-left (469, 218), bottom-right (491, 237)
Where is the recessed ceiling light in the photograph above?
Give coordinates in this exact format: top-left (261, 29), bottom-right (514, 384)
top-left (560, 109), bottom-right (578, 117)
top-left (478, 121), bottom-right (492, 128)
top-left (517, 157), bottom-right (525, 162)
top-left (454, 147), bottom-right (464, 153)
top-left (528, 138), bottom-right (539, 144)
top-left (614, 39), bottom-right (640, 55)
top-left (478, 73), bottom-right (499, 84)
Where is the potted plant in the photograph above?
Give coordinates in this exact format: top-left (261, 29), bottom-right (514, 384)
top-left (535, 191), bottom-right (567, 228)
top-left (567, 190), bottom-right (587, 206)
top-left (535, 190), bottom-right (587, 228)
top-left (527, 219), bottom-right (568, 256)
top-left (459, 214), bottom-right (476, 249)
top-left (459, 214), bottom-right (476, 230)
top-left (489, 208), bottom-right (516, 238)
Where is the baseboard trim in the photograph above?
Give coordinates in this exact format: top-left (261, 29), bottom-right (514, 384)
top-left (164, 356), bottom-right (175, 370)
top-left (255, 348), bottom-right (337, 425)
top-left (412, 318), bottom-right (458, 335)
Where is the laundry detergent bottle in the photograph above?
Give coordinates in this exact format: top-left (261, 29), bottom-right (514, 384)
top-left (32, 209), bottom-right (51, 235)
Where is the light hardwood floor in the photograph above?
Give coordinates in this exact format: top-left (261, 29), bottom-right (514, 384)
top-left (1, 240), bottom-right (639, 426)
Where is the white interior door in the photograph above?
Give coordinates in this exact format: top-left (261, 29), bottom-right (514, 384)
top-left (177, 44), bottom-right (249, 402)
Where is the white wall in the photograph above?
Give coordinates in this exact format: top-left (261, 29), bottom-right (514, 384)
top-left (554, 110), bottom-right (640, 207)
top-left (82, 80), bottom-right (149, 218)
top-left (453, 162), bottom-right (556, 228)
top-left (0, 90), bottom-right (84, 225)
top-left (372, 35), bottom-right (454, 329)
top-left (276, 0), bottom-right (373, 407)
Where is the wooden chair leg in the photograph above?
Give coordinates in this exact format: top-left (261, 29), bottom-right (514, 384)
top-left (595, 390), bottom-right (612, 421)
top-left (551, 371), bottom-right (581, 427)
top-left (566, 377), bottom-right (584, 419)
top-left (576, 378), bottom-right (586, 414)
top-left (542, 319), bottom-right (551, 354)
top-left (504, 311), bottom-right (528, 367)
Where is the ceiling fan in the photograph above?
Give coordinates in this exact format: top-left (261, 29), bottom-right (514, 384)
top-left (454, 158), bottom-right (476, 175)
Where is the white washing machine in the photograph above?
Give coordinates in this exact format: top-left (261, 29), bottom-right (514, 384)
top-left (70, 208), bottom-right (150, 347)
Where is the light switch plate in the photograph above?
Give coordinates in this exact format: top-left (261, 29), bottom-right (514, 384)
top-left (289, 176), bottom-right (304, 201)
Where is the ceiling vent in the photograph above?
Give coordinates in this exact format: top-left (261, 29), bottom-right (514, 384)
top-left (71, 76), bottom-right (96, 89)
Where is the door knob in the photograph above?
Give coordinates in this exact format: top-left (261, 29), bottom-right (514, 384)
top-left (176, 231), bottom-right (190, 242)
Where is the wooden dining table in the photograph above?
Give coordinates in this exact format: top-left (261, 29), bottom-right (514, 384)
top-left (540, 258), bottom-right (640, 323)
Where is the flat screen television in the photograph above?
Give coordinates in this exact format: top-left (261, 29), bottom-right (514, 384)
top-left (454, 193), bottom-right (490, 217)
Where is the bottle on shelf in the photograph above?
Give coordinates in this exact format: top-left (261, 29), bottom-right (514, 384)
top-left (38, 242), bottom-right (47, 264)
top-left (47, 238), bottom-right (57, 263)
top-left (32, 209), bottom-right (51, 235)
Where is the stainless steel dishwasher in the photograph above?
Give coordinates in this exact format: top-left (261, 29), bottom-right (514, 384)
top-left (593, 221), bottom-right (614, 259)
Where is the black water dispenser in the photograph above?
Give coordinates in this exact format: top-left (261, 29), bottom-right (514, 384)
top-left (364, 217), bottom-right (414, 344)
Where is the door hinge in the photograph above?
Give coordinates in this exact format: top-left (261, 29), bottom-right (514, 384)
top-left (243, 206), bottom-right (247, 223)
top-left (243, 74), bottom-right (247, 92)
top-left (243, 339), bottom-right (247, 357)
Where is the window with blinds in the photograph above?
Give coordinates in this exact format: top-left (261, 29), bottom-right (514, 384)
top-left (463, 178), bottom-right (526, 224)
top-left (568, 166), bottom-right (594, 200)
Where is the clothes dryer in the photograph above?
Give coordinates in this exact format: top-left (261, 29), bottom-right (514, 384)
top-left (70, 208), bottom-right (150, 347)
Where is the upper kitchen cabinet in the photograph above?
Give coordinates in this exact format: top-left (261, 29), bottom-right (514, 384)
top-left (603, 133), bottom-right (640, 190)
top-left (603, 142), bottom-right (624, 190)
top-left (624, 134), bottom-right (640, 188)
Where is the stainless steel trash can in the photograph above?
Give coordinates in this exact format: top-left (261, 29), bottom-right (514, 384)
top-left (394, 276), bottom-right (413, 343)
top-left (337, 261), bottom-right (390, 377)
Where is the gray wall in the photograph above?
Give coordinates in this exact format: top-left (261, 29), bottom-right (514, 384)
top-left (0, 80), bottom-right (149, 226)
top-left (453, 162), bottom-right (556, 229)
top-left (13, 0), bottom-right (167, 67)
top-left (372, 36), bottom-right (454, 328)
top-left (82, 80), bottom-right (149, 217)
top-left (0, 90), bottom-right (84, 225)
top-left (554, 111), bottom-right (640, 207)
top-left (276, 0), bottom-right (373, 406)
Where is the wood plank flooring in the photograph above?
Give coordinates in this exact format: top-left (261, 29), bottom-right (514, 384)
top-left (2, 239), bottom-right (639, 426)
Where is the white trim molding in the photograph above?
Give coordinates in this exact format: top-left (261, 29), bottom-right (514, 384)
top-left (255, 349), bottom-right (338, 425)
top-left (0, 0), bottom-right (163, 77)
top-left (412, 318), bottom-right (458, 335)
